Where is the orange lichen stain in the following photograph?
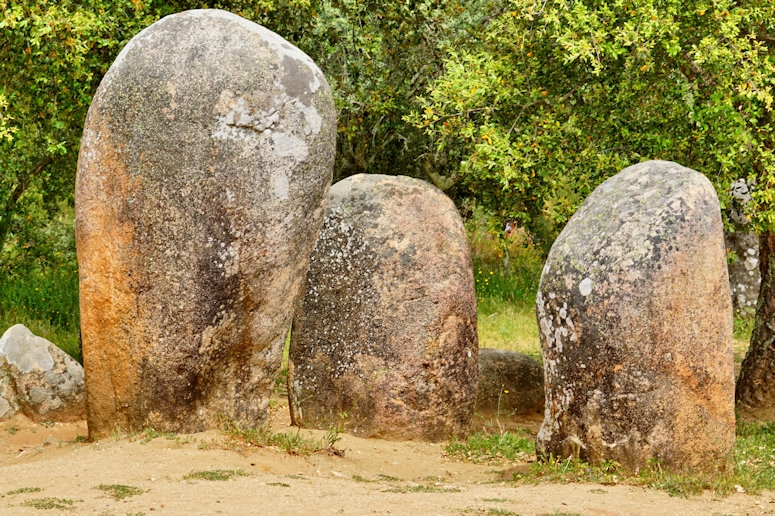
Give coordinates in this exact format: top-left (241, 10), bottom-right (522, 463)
top-left (613, 364), bottom-right (623, 372)
top-left (76, 110), bottom-right (143, 439)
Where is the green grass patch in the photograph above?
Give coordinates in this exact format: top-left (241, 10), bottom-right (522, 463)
top-left (445, 421), bottom-right (775, 497)
top-left (477, 296), bottom-right (541, 361)
top-left (184, 469), bottom-right (248, 481)
top-left (6, 487), bottom-right (42, 495)
top-left (375, 474), bottom-right (401, 482)
top-left (487, 510), bottom-right (520, 516)
top-left (221, 418), bottom-right (326, 456)
top-left (96, 484), bottom-right (146, 500)
top-left (22, 497), bottom-right (76, 510)
top-left (383, 484), bottom-right (461, 493)
top-left (0, 268), bottom-right (80, 362)
top-left (446, 430), bottom-right (535, 464)
top-left (127, 428), bottom-right (177, 444)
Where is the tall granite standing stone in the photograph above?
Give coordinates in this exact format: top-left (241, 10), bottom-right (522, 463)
top-left (75, 10), bottom-right (335, 438)
top-left (288, 174), bottom-right (478, 441)
top-left (536, 160), bottom-right (735, 471)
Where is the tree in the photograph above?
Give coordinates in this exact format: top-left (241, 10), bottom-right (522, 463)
top-left (0, 0), bottom-right (171, 271)
top-left (410, 0), bottom-right (775, 403)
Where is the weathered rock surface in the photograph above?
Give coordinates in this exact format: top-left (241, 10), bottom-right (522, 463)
top-left (75, 9), bottom-right (335, 438)
top-left (288, 174), bottom-right (478, 441)
top-left (0, 325), bottom-right (85, 422)
top-left (476, 348), bottom-right (543, 415)
top-left (725, 230), bottom-right (760, 314)
top-left (536, 160), bottom-right (735, 472)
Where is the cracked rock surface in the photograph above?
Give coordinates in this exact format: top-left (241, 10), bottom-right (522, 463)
top-left (75, 9), bottom-right (335, 439)
top-left (535, 160), bottom-right (735, 471)
top-left (288, 174), bottom-right (478, 441)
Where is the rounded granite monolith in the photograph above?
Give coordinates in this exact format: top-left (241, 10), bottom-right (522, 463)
top-left (288, 174), bottom-right (478, 441)
top-left (75, 10), bottom-right (335, 439)
top-left (536, 160), bottom-right (735, 472)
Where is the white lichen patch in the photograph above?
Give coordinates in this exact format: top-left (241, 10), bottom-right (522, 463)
top-left (271, 132), bottom-right (308, 161)
top-left (271, 170), bottom-right (290, 201)
top-left (579, 277), bottom-right (593, 297)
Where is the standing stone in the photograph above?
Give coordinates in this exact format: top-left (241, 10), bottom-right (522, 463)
top-left (75, 10), bottom-right (335, 438)
top-left (476, 348), bottom-right (544, 415)
top-left (0, 325), bottom-right (85, 422)
top-left (288, 174), bottom-right (478, 441)
top-left (725, 231), bottom-right (760, 314)
top-left (726, 178), bottom-right (761, 314)
top-left (536, 160), bottom-right (734, 472)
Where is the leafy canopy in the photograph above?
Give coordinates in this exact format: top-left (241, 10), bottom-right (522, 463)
top-left (409, 0), bottom-right (775, 241)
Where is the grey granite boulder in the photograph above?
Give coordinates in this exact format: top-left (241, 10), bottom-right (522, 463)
top-left (288, 174), bottom-right (478, 441)
top-left (75, 10), bottom-right (335, 438)
top-left (0, 325), bottom-right (85, 422)
top-left (476, 348), bottom-right (543, 415)
top-left (536, 160), bottom-right (735, 472)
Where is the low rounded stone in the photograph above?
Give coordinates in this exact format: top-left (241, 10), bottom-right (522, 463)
top-left (476, 348), bottom-right (544, 415)
top-left (288, 174), bottom-right (478, 441)
top-left (0, 324), bottom-right (85, 423)
top-left (75, 10), bottom-right (335, 438)
top-left (535, 160), bottom-right (735, 472)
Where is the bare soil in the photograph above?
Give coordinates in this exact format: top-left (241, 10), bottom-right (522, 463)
top-left (0, 399), bottom-right (772, 516)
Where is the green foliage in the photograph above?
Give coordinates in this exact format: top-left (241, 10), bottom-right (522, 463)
top-left (412, 0), bottom-right (775, 239)
top-left (0, 0), bottom-right (164, 260)
top-left (466, 204), bottom-right (544, 303)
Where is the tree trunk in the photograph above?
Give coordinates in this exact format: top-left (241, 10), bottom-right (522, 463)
top-left (736, 230), bottom-right (775, 408)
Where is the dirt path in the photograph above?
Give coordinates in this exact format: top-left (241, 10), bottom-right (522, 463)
top-left (0, 405), bottom-right (772, 515)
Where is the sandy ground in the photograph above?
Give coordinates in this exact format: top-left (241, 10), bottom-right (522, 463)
top-left (0, 400), bottom-right (772, 516)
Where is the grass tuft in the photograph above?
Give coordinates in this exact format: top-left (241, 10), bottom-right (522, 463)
top-left (96, 484), bottom-right (146, 500)
top-left (446, 430), bottom-right (535, 464)
top-left (22, 497), bottom-right (76, 510)
top-left (221, 417), bottom-right (327, 456)
top-left (184, 469), bottom-right (248, 481)
top-left (6, 487), bottom-right (42, 495)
